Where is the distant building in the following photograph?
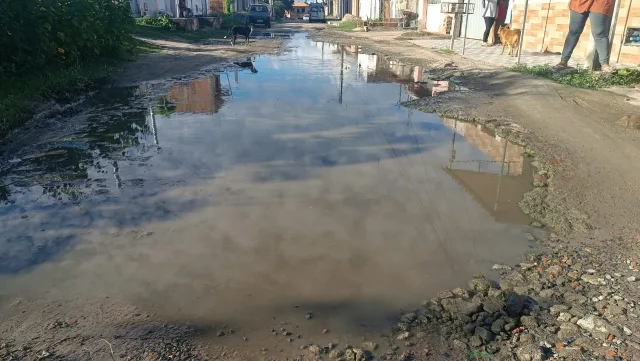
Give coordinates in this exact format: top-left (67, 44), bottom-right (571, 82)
top-left (286, 2), bottom-right (310, 19)
top-left (131, 0), bottom-right (214, 17)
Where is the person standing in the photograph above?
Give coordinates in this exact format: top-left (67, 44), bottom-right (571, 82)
top-left (481, 0), bottom-right (498, 46)
top-left (495, 0), bottom-right (507, 42)
top-left (553, 0), bottom-right (615, 72)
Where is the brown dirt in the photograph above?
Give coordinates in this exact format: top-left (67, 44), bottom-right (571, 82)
top-left (310, 28), bottom-right (640, 243)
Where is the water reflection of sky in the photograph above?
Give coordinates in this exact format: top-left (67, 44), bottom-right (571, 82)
top-left (0, 33), bottom-right (530, 275)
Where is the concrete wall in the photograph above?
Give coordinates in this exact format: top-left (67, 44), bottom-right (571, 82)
top-left (511, 0), bottom-right (640, 65)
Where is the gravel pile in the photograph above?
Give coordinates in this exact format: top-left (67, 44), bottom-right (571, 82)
top-left (381, 235), bottom-right (640, 360)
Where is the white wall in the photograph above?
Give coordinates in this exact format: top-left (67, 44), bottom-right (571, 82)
top-left (359, 0), bottom-right (380, 20)
top-left (426, 3), bottom-right (441, 32)
top-left (137, 0), bottom-right (177, 16)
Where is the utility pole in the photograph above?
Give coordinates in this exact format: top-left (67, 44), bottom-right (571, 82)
top-left (338, 46), bottom-right (344, 104)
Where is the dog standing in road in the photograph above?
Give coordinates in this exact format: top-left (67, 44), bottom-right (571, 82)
top-left (498, 25), bottom-right (521, 57)
top-left (224, 25), bottom-right (253, 46)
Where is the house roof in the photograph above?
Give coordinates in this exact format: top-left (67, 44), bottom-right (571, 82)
top-left (292, 2), bottom-right (309, 6)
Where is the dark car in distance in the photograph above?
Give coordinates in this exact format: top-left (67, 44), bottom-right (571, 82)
top-left (248, 4), bottom-right (271, 28)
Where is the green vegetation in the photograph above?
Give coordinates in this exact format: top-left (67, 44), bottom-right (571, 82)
top-left (133, 24), bottom-right (228, 41)
top-left (0, 0), bottom-right (136, 139)
top-left (0, 63), bottom-right (117, 139)
top-left (397, 30), bottom-right (436, 39)
top-left (337, 20), bottom-right (359, 31)
top-left (438, 48), bottom-right (456, 55)
top-left (135, 14), bottom-right (177, 30)
top-left (511, 64), bottom-right (640, 89)
top-left (467, 350), bottom-right (493, 360)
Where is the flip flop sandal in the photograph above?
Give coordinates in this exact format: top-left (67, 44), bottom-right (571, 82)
top-left (600, 65), bottom-right (616, 74)
top-left (551, 63), bottom-right (568, 71)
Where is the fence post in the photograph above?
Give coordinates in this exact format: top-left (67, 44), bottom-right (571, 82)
top-left (462, 0), bottom-right (471, 55)
top-left (450, 13), bottom-right (457, 49)
top-left (516, 0), bottom-right (530, 65)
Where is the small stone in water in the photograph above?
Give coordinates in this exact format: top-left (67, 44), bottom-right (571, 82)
top-left (305, 312), bottom-right (314, 320)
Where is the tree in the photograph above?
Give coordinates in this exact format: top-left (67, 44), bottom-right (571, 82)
top-left (272, 0), bottom-right (286, 18)
top-left (281, 0), bottom-right (294, 10)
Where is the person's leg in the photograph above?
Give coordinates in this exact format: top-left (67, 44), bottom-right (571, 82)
top-left (557, 10), bottom-right (589, 66)
top-left (589, 11), bottom-right (613, 70)
top-left (483, 17), bottom-right (496, 43)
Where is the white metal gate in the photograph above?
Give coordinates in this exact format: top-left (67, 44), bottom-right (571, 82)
top-left (460, 0), bottom-right (486, 40)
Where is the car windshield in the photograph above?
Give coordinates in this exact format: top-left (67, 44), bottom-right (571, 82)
top-left (250, 5), bottom-right (268, 12)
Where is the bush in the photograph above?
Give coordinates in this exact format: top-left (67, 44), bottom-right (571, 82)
top-left (220, 14), bottom-right (247, 29)
top-left (135, 14), bottom-right (176, 30)
top-left (0, 0), bottom-right (134, 75)
top-left (338, 20), bottom-right (359, 31)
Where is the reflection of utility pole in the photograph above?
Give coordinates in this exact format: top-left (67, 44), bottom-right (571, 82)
top-left (112, 161), bottom-right (122, 189)
top-left (339, 45), bottom-right (344, 104)
top-left (149, 107), bottom-right (159, 147)
top-left (493, 139), bottom-right (509, 211)
top-left (448, 119), bottom-right (457, 168)
top-left (234, 70), bottom-right (239, 83)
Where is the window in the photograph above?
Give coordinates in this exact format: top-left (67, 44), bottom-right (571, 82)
top-left (250, 5), bottom-right (268, 12)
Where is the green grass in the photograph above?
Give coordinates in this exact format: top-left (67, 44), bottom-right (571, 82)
top-left (132, 24), bottom-right (228, 42)
top-left (511, 64), bottom-right (640, 89)
top-left (438, 48), bottom-right (456, 55)
top-left (0, 38), bottom-right (160, 139)
top-left (337, 20), bottom-right (359, 31)
top-left (397, 30), bottom-right (435, 39)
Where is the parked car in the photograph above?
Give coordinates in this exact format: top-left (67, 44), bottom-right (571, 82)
top-left (248, 4), bottom-right (271, 28)
top-left (303, 14), bottom-right (310, 21)
top-left (308, 3), bottom-right (325, 23)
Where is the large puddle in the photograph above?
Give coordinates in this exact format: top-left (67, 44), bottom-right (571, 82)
top-left (0, 34), bottom-right (535, 356)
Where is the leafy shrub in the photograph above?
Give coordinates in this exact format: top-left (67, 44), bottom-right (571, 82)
top-left (220, 14), bottom-right (247, 29)
top-left (338, 20), bottom-right (359, 31)
top-left (0, 0), bottom-right (134, 75)
top-left (135, 14), bottom-right (176, 30)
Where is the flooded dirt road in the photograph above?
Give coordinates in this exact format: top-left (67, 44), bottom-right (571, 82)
top-left (0, 34), bottom-right (537, 359)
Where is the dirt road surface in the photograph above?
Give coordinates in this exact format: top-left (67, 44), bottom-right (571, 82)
top-left (2, 22), bottom-right (640, 361)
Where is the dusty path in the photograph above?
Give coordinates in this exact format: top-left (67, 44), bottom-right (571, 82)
top-left (311, 28), bottom-right (640, 242)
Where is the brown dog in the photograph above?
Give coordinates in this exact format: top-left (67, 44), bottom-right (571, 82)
top-left (498, 25), bottom-right (521, 57)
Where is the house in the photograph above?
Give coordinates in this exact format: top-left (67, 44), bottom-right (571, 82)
top-left (286, 2), bottom-right (310, 19)
top-left (349, 0), bottom-right (417, 23)
top-left (131, 0), bottom-right (214, 17)
top-left (510, 0), bottom-right (640, 66)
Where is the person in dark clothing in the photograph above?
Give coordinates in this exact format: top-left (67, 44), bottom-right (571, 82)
top-left (481, 0), bottom-right (498, 46)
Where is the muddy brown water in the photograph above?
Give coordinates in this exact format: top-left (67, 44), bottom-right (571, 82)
top-left (0, 34), bottom-right (535, 356)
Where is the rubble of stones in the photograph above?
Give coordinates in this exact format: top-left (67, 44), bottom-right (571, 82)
top-left (380, 236), bottom-right (640, 361)
top-left (303, 236), bottom-right (640, 361)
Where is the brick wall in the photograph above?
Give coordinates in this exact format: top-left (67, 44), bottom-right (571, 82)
top-left (610, 0), bottom-right (640, 65)
top-left (511, 0), bottom-right (640, 65)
